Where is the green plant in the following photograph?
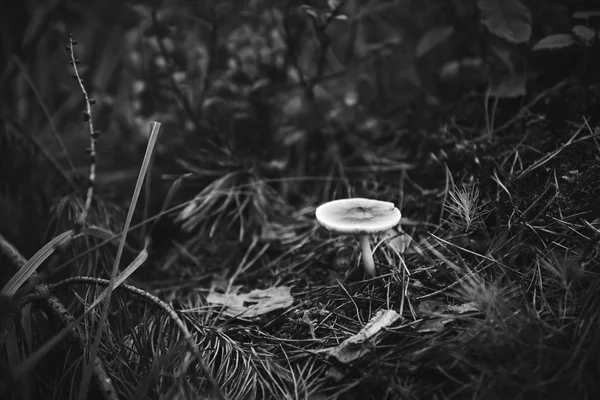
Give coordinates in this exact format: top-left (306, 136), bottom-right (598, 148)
top-left (478, 0), bottom-right (532, 44)
top-left (533, 11), bottom-right (600, 51)
top-left (444, 184), bottom-right (488, 233)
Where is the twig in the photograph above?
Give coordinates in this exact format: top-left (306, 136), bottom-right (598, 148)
top-left (67, 35), bottom-right (99, 226)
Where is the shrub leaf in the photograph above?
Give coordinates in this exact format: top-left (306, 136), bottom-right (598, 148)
top-left (416, 26), bottom-right (454, 58)
top-left (532, 34), bottom-right (575, 51)
top-left (479, 0), bottom-right (531, 44)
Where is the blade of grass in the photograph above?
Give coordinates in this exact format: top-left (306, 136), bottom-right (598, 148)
top-left (141, 144), bottom-right (154, 238)
top-left (77, 121), bottom-right (161, 400)
top-left (0, 230), bottom-right (75, 297)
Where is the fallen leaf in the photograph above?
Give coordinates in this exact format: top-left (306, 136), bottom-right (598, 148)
top-left (418, 300), bottom-right (479, 315)
top-left (207, 286), bottom-right (294, 319)
top-left (327, 309), bottom-right (400, 363)
top-left (447, 302), bottom-right (479, 314)
top-left (416, 301), bottom-right (479, 333)
top-left (381, 227), bottom-right (413, 254)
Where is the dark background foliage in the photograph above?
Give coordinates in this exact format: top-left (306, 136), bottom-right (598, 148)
top-left (2, 0), bottom-right (600, 286)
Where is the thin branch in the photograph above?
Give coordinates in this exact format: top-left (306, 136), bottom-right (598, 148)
top-left (67, 35), bottom-right (99, 226)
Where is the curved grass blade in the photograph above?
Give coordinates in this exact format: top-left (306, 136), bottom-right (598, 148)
top-left (0, 230), bottom-right (75, 297)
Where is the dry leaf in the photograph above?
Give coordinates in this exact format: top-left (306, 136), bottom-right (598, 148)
top-left (207, 286), bottom-right (294, 319)
top-left (327, 309), bottom-right (400, 363)
top-left (447, 302), bottom-right (479, 314)
top-left (418, 300), bottom-right (479, 315)
top-left (381, 227), bottom-right (413, 254)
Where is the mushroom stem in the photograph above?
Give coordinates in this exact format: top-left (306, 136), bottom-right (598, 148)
top-left (358, 234), bottom-right (376, 277)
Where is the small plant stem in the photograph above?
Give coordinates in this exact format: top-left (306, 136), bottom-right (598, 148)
top-left (67, 35), bottom-right (98, 226)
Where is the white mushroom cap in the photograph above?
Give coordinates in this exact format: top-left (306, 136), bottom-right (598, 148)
top-left (315, 198), bottom-right (401, 234)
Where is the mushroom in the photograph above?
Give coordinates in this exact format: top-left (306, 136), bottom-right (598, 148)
top-left (315, 198), bottom-right (401, 277)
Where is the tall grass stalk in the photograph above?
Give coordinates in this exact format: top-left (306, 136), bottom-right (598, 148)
top-left (77, 122), bottom-right (161, 400)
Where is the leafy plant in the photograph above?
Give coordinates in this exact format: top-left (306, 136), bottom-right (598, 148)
top-left (444, 184), bottom-right (488, 233)
top-left (478, 0), bottom-right (532, 44)
top-left (533, 17), bottom-right (600, 50)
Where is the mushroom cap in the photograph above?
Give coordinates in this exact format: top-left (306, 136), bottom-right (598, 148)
top-left (315, 198), bottom-right (401, 234)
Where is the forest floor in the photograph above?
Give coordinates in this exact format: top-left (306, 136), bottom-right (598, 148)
top-left (2, 2), bottom-right (600, 399)
top-left (3, 84), bottom-right (600, 400)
